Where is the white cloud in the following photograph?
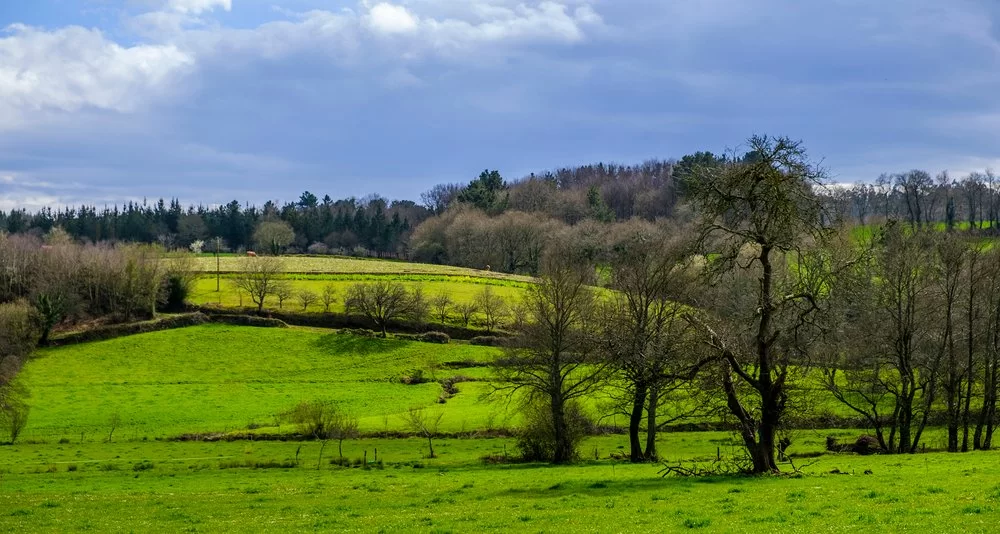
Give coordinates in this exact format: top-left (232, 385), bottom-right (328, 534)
top-left (367, 3), bottom-right (419, 34)
top-left (166, 0), bottom-right (232, 15)
top-left (0, 24), bottom-right (193, 128)
top-left (0, 1), bottom-right (602, 131)
top-left (0, 193), bottom-right (63, 212)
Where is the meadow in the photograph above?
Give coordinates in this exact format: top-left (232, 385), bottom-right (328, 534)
top-left (181, 254), bottom-right (534, 281)
top-left (3, 431), bottom-right (1000, 531)
top-left (188, 275), bottom-right (528, 320)
top-left (5, 323), bottom-right (997, 531)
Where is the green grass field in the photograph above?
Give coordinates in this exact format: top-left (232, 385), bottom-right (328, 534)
top-left (18, 325), bottom-right (515, 441)
top-left (188, 275), bottom-right (529, 322)
top-left (6, 324), bottom-right (1000, 531)
top-left (3, 434), bottom-right (1000, 532)
top-left (180, 254), bottom-right (533, 281)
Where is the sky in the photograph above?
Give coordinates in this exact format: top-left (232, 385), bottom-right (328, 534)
top-left (1, 0), bottom-right (1000, 211)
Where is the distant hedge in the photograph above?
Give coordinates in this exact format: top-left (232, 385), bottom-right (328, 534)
top-left (47, 312), bottom-right (289, 347)
top-left (48, 313), bottom-right (210, 346)
top-left (209, 315), bottom-right (288, 328)
top-left (397, 331), bottom-right (450, 344)
top-left (470, 336), bottom-right (507, 347)
top-left (191, 304), bottom-right (508, 341)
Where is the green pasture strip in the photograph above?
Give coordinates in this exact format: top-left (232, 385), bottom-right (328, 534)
top-left (176, 255), bottom-right (533, 281)
top-left (188, 276), bottom-right (528, 319)
top-left (1, 435), bottom-right (999, 532)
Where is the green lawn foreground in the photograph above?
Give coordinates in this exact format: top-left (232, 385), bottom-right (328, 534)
top-left (2, 437), bottom-right (1000, 532)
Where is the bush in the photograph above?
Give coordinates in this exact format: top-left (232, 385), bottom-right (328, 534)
top-left (132, 460), bottom-right (155, 471)
top-left (515, 401), bottom-right (593, 462)
top-left (400, 369), bottom-right (430, 385)
top-left (209, 315), bottom-right (288, 328)
top-left (339, 328), bottom-right (378, 338)
top-left (420, 331), bottom-right (450, 344)
top-left (470, 336), bottom-right (506, 347)
top-left (159, 273), bottom-right (193, 312)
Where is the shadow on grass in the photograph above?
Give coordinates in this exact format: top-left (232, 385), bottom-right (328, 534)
top-left (312, 333), bottom-right (409, 356)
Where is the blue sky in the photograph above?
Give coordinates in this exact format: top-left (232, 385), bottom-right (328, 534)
top-left (1, 0), bottom-right (999, 210)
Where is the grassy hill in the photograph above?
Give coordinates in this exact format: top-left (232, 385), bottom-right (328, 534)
top-left (19, 325), bottom-right (512, 441)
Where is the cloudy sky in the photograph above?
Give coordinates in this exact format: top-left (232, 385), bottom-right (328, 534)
top-left (1, 0), bottom-right (999, 210)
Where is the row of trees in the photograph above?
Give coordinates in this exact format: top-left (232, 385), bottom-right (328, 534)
top-left (229, 256), bottom-right (513, 335)
top-left (0, 233), bottom-right (193, 441)
top-left (826, 170), bottom-right (1000, 230)
top-left (0, 196), bottom-right (427, 258)
top-left (493, 136), bottom-right (1000, 474)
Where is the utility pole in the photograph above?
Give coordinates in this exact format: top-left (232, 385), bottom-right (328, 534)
top-left (215, 236), bottom-right (221, 292)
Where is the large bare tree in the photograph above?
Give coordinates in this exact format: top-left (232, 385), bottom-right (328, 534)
top-left (685, 135), bottom-right (831, 473)
top-left (344, 280), bottom-right (426, 336)
top-left (232, 256), bottom-right (284, 313)
top-left (598, 220), bottom-right (703, 462)
top-left (492, 253), bottom-right (609, 464)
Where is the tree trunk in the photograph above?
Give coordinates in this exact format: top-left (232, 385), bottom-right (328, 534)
top-left (551, 394), bottom-right (571, 464)
top-left (644, 386), bottom-right (659, 461)
top-left (628, 384), bottom-right (647, 463)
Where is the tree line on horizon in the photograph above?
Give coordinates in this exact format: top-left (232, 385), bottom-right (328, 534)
top-left (7, 136), bottom-right (1000, 473)
top-left (3, 152), bottom-right (999, 271)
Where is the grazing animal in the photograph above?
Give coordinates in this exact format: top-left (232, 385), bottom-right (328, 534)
top-left (246, 251), bottom-right (257, 257)
top-left (484, 264), bottom-right (491, 271)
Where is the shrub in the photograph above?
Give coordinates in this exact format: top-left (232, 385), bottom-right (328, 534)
top-left (470, 336), bottom-right (506, 347)
top-left (160, 273), bottom-right (193, 312)
top-left (209, 315), bottom-right (288, 328)
top-left (132, 460), bottom-right (155, 471)
top-left (516, 401), bottom-right (593, 462)
top-left (340, 328), bottom-right (377, 338)
top-left (401, 369), bottom-right (429, 385)
top-left (420, 331), bottom-right (450, 344)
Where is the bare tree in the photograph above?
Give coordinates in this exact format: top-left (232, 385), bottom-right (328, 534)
top-left (492, 254), bottom-right (609, 463)
top-left (431, 293), bottom-right (452, 324)
top-left (344, 281), bottom-right (426, 336)
top-left (403, 407), bottom-right (444, 458)
top-left (321, 284), bottom-right (338, 313)
top-left (475, 286), bottom-right (509, 333)
top-left (232, 257), bottom-right (284, 313)
top-left (274, 281), bottom-right (294, 309)
top-left (895, 170), bottom-right (933, 228)
top-left (297, 289), bottom-right (318, 311)
top-left (106, 411), bottom-right (121, 443)
top-left (685, 135), bottom-right (832, 473)
top-left (285, 401), bottom-right (358, 468)
top-left (824, 225), bottom-right (940, 454)
top-left (455, 302), bottom-right (479, 327)
top-left (598, 220), bottom-right (704, 462)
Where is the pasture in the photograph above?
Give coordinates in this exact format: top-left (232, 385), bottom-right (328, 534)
top-left (188, 275), bottom-right (528, 320)
top-left (17, 325), bottom-right (512, 440)
top-left (181, 254), bottom-right (533, 281)
top-left (3, 433), bottom-right (1000, 531)
top-left (6, 324), bottom-right (1000, 532)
